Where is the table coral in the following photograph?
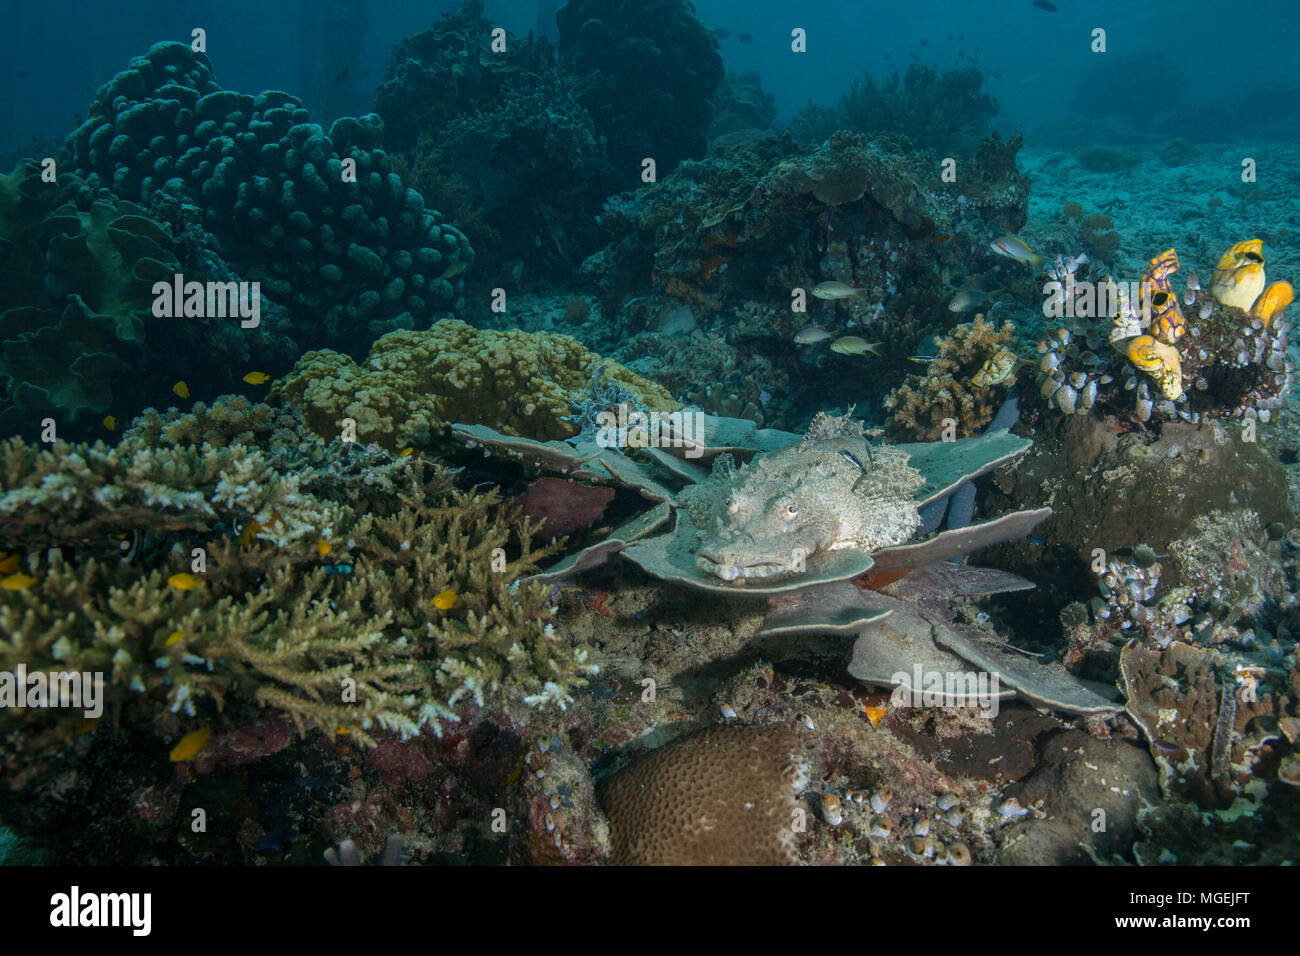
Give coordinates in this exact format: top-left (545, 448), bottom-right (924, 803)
top-left (272, 319), bottom-right (678, 450)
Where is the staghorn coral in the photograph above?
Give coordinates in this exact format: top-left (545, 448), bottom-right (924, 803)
top-left (273, 319), bottom-right (678, 451)
top-left (0, 401), bottom-right (596, 794)
top-left (599, 723), bottom-right (809, 865)
top-left (885, 315), bottom-right (1018, 440)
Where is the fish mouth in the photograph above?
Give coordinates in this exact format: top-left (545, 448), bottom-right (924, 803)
top-left (696, 554), bottom-right (801, 582)
top-left (697, 530), bottom-right (824, 582)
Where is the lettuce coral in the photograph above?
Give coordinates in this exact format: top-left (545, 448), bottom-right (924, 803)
top-left (273, 318), bottom-right (678, 450)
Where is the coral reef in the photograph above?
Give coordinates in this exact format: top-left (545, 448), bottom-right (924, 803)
top-left (585, 128), bottom-right (1029, 410)
top-left (373, 1), bottom-right (557, 153)
top-left (986, 415), bottom-right (1293, 620)
top-left (1062, 511), bottom-right (1298, 681)
top-left (1034, 242), bottom-right (1295, 427)
top-left (708, 72), bottom-right (777, 138)
top-left (395, 68), bottom-right (609, 284)
top-left (65, 41), bottom-right (473, 351)
top-left (273, 319), bottom-right (677, 451)
top-left (556, 0), bottom-right (723, 181)
top-left (1119, 641), bottom-right (1292, 809)
top-left (791, 64), bottom-right (999, 157)
top-left (885, 315), bottom-right (1019, 440)
top-left (0, 161), bottom-right (294, 437)
top-left (0, 398), bottom-right (594, 801)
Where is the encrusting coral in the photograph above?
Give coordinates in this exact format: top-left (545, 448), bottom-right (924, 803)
top-left (273, 318), bottom-right (678, 450)
top-left (885, 314), bottom-right (1018, 440)
top-left (0, 397), bottom-right (596, 792)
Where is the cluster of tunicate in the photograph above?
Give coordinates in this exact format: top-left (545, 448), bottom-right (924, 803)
top-left (1035, 242), bottom-right (1294, 426)
top-left (1035, 322), bottom-right (1115, 416)
top-left (64, 41), bottom-right (472, 351)
top-left (1086, 546), bottom-right (1189, 647)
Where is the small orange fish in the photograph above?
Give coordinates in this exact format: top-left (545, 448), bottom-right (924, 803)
top-left (432, 588), bottom-right (458, 610)
top-left (0, 573), bottom-right (36, 590)
top-left (167, 572), bottom-right (201, 591)
top-left (165, 630), bottom-right (185, 646)
top-left (317, 539), bottom-right (332, 558)
top-left (238, 519), bottom-right (263, 547)
top-left (398, 447), bottom-right (413, 458)
top-left (863, 705), bottom-right (888, 728)
top-left (169, 726), bottom-right (212, 762)
top-left (242, 371), bottom-right (271, 385)
top-left (172, 381), bottom-right (190, 399)
top-left (102, 415), bottom-right (117, 431)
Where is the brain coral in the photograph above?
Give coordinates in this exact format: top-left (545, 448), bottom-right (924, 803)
top-left (599, 724), bottom-right (809, 865)
top-left (273, 319), bottom-right (678, 450)
top-left (64, 41), bottom-right (473, 351)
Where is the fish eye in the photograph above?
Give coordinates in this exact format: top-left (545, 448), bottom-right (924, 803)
top-left (783, 502), bottom-right (798, 520)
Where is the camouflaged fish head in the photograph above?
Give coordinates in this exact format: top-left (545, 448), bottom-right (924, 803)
top-left (696, 411), bottom-right (925, 582)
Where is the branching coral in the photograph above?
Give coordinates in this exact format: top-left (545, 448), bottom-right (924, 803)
top-left (885, 315), bottom-right (1018, 440)
top-left (0, 399), bottom-right (595, 793)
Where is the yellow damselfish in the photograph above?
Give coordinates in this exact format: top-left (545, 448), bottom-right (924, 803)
top-left (172, 381), bottom-right (190, 399)
top-left (242, 371), bottom-right (271, 385)
top-left (0, 573), bottom-right (36, 590)
top-left (398, 447), bottom-right (414, 458)
top-left (167, 572), bottom-right (201, 591)
top-left (317, 539), bottom-right (332, 557)
top-left (169, 726), bottom-right (212, 762)
top-left (433, 588), bottom-right (458, 610)
top-left (165, 630), bottom-right (185, 646)
top-left (102, 415), bottom-right (116, 431)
